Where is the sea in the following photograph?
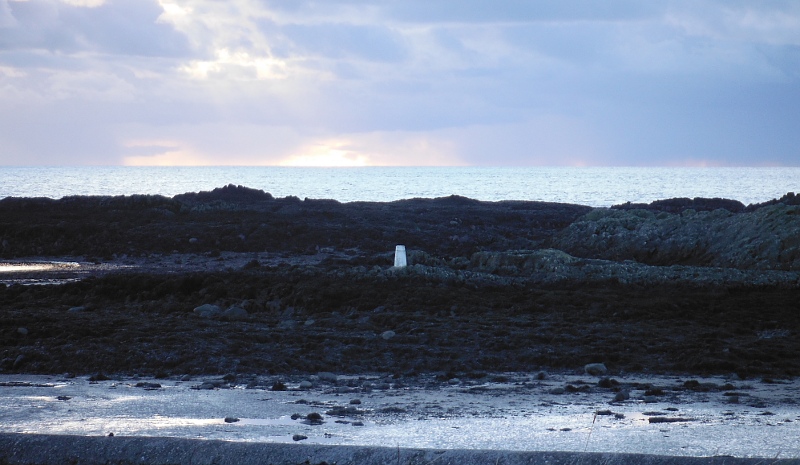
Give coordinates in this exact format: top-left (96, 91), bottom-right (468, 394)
top-left (0, 166), bottom-right (797, 207)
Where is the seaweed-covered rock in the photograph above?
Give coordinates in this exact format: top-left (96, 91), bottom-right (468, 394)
top-left (552, 204), bottom-right (800, 270)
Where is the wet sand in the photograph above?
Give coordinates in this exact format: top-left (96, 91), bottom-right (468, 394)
top-left (2, 372), bottom-right (799, 458)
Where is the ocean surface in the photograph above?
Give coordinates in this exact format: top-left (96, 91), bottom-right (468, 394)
top-left (0, 166), bottom-right (797, 207)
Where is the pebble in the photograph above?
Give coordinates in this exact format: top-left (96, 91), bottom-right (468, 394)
top-left (381, 330), bottom-right (396, 340)
top-left (299, 380), bottom-right (313, 390)
top-left (292, 434), bottom-right (307, 441)
top-left (67, 306), bottom-right (87, 313)
top-left (17, 328), bottom-right (28, 336)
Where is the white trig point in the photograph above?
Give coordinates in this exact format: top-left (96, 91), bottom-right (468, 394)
top-left (394, 245), bottom-right (407, 267)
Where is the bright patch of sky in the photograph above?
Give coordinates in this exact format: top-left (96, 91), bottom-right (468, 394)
top-left (0, 0), bottom-right (798, 166)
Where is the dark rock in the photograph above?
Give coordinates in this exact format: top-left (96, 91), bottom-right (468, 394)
top-left (271, 382), bottom-right (287, 391)
top-left (134, 382), bottom-right (162, 390)
top-left (597, 378), bottom-right (618, 388)
top-left (89, 373), bottom-right (110, 382)
top-left (648, 417), bottom-right (696, 423)
top-left (224, 417), bottom-right (240, 423)
top-left (292, 434), bottom-right (308, 441)
top-left (612, 197), bottom-right (745, 214)
top-left (304, 412), bottom-right (324, 425)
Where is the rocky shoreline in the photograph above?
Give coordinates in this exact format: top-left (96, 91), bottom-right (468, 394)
top-left (1, 186), bottom-right (799, 379)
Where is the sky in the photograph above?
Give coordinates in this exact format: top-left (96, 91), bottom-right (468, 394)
top-left (0, 0), bottom-right (799, 167)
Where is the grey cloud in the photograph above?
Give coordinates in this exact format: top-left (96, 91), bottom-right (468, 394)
top-left (0, 0), bottom-right (191, 58)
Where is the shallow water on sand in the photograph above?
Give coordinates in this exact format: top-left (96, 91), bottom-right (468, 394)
top-left (2, 373), bottom-right (799, 458)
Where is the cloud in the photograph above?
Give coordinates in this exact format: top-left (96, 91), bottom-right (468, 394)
top-left (277, 22), bottom-right (407, 62)
top-left (0, 0), bottom-right (799, 166)
top-left (0, 0), bottom-right (190, 57)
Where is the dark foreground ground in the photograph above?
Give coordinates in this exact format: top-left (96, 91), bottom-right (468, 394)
top-left (1, 186), bottom-right (799, 379)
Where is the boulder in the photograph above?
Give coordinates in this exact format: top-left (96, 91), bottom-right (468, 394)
top-left (584, 363), bottom-right (608, 376)
top-left (222, 306), bottom-right (248, 320)
top-left (193, 304), bottom-right (221, 318)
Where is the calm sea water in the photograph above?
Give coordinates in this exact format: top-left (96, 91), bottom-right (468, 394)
top-left (0, 166), bottom-right (797, 207)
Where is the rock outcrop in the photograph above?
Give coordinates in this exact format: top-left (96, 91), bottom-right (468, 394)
top-left (552, 204), bottom-right (800, 271)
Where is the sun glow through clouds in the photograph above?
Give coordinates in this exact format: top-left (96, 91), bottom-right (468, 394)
top-left (279, 144), bottom-right (369, 167)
